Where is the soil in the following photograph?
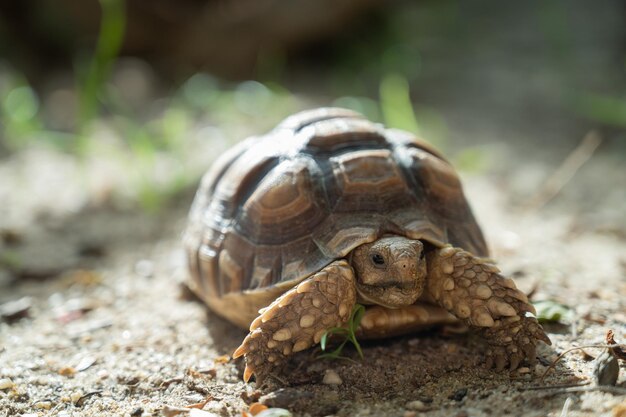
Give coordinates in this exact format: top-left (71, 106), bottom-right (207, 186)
top-left (1, 129), bottom-right (625, 417)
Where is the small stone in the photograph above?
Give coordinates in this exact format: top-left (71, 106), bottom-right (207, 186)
top-left (322, 369), bottom-right (342, 385)
top-left (0, 297), bottom-right (32, 322)
top-left (406, 400), bottom-right (428, 411)
top-left (516, 367), bottom-right (530, 374)
top-left (404, 412), bottom-right (417, 417)
top-left (70, 390), bottom-right (83, 404)
top-left (593, 349), bottom-right (619, 386)
top-left (35, 401), bottom-right (52, 410)
top-left (0, 378), bottom-right (14, 390)
top-left (449, 388), bottom-right (468, 401)
top-left (534, 365), bottom-right (547, 377)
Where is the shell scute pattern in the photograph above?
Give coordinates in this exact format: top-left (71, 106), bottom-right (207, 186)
top-left (184, 108), bottom-right (487, 310)
top-left (238, 158), bottom-right (328, 245)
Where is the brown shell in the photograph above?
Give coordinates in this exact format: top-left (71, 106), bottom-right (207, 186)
top-left (184, 108), bottom-right (487, 327)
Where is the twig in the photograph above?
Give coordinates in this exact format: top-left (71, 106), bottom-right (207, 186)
top-left (540, 344), bottom-right (621, 383)
top-left (607, 330), bottom-right (626, 360)
top-left (549, 386), bottom-right (626, 395)
top-left (75, 390), bottom-right (103, 407)
top-left (519, 382), bottom-right (590, 391)
top-left (159, 375), bottom-right (184, 388)
top-left (525, 131), bottom-right (602, 211)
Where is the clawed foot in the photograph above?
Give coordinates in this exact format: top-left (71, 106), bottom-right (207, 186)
top-left (427, 246), bottom-right (551, 372)
top-left (232, 261), bottom-right (356, 383)
top-left (483, 315), bottom-right (551, 371)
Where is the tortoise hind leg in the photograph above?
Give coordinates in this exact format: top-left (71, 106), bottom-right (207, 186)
top-left (233, 260), bottom-right (356, 383)
top-left (426, 246), bottom-right (551, 371)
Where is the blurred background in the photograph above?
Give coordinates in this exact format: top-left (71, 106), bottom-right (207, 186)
top-left (1, 3), bottom-right (626, 415)
top-left (1, 0), bottom-right (625, 284)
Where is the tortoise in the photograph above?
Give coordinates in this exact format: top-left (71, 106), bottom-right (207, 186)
top-left (184, 107), bottom-right (551, 382)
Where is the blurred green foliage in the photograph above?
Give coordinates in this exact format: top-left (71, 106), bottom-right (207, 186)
top-left (533, 300), bottom-right (573, 324)
top-left (78, 0), bottom-right (126, 140)
top-left (1, 0), bottom-right (624, 211)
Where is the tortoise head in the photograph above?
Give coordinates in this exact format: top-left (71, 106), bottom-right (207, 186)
top-left (351, 236), bottom-right (427, 308)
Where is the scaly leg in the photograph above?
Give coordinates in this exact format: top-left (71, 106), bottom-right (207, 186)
top-left (427, 246), bottom-right (551, 371)
top-left (233, 260), bottom-right (356, 383)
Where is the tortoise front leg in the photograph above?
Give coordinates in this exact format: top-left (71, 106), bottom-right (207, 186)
top-left (233, 260), bottom-right (356, 383)
top-left (426, 246), bottom-right (551, 371)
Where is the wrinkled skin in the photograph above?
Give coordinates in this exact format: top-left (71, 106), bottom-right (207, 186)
top-left (233, 236), bottom-right (551, 383)
top-left (351, 237), bottom-right (427, 308)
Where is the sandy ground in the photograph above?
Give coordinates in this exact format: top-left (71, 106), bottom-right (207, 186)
top-left (1, 136), bottom-right (625, 417)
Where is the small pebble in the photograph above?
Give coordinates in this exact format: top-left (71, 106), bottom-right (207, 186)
top-left (0, 297), bottom-right (32, 322)
top-left (34, 401), bottom-right (52, 410)
top-left (450, 388), bottom-right (468, 401)
top-left (403, 412), bottom-right (417, 417)
top-left (593, 349), bottom-right (619, 386)
top-left (322, 369), bottom-right (342, 385)
top-left (0, 378), bottom-right (14, 390)
top-left (534, 364), bottom-right (547, 377)
top-left (406, 400), bottom-right (428, 411)
top-left (516, 367), bottom-right (530, 374)
top-left (70, 390), bottom-right (83, 404)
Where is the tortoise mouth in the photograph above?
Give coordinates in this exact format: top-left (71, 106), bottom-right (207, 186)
top-left (356, 280), bottom-right (424, 308)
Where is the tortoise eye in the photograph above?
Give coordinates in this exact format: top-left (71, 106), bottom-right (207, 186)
top-left (371, 253), bottom-right (386, 267)
top-left (419, 251), bottom-right (426, 260)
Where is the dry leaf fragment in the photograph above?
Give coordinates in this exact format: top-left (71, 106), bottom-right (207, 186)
top-left (249, 403), bottom-right (268, 415)
top-left (186, 395), bottom-right (213, 409)
top-left (607, 330), bottom-right (626, 361)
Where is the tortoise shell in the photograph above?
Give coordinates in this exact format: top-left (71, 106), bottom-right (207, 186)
top-left (184, 108), bottom-right (487, 328)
